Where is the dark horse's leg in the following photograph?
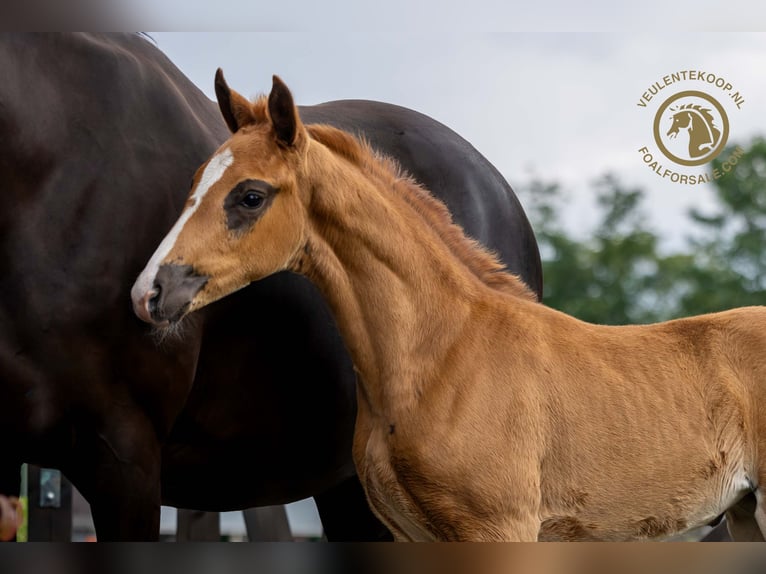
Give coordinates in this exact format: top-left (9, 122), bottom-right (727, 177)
top-left (313, 475), bottom-right (392, 541)
top-left (0, 460), bottom-right (20, 499)
top-left (64, 414), bottom-right (162, 541)
top-left (700, 515), bottom-right (732, 541)
top-left (699, 495), bottom-right (765, 542)
top-left (720, 493), bottom-right (763, 542)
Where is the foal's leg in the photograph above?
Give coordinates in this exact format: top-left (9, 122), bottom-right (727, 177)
top-left (431, 511), bottom-right (539, 541)
top-left (444, 517), bottom-right (539, 541)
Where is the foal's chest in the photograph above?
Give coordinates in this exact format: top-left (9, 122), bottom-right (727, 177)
top-left (360, 425), bottom-right (444, 541)
top-left (359, 419), bottom-right (507, 541)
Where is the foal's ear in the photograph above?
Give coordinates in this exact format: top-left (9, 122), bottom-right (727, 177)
top-left (215, 68), bottom-right (256, 133)
top-left (267, 75), bottom-right (303, 148)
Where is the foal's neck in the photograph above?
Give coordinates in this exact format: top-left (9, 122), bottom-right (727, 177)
top-left (297, 142), bottom-right (495, 414)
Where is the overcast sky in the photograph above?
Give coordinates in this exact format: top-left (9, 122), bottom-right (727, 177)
top-left (140, 2), bottom-right (766, 32)
top-left (150, 32), bottom-right (766, 250)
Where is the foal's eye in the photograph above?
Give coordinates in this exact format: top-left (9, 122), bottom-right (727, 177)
top-left (240, 192), bottom-right (264, 209)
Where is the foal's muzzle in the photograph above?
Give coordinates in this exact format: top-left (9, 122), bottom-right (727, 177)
top-left (132, 264), bottom-right (208, 326)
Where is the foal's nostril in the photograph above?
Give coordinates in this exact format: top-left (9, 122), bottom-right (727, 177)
top-left (147, 285), bottom-right (161, 315)
top-left (133, 287), bottom-right (162, 325)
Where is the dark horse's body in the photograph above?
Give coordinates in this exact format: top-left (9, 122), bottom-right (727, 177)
top-left (0, 33), bottom-right (542, 540)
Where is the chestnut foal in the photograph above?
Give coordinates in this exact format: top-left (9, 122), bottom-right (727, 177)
top-left (132, 73), bottom-right (766, 541)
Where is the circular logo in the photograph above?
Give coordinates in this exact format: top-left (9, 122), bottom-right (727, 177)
top-left (653, 90), bottom-right (729, 167)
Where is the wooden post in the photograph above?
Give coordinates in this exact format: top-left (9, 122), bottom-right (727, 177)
top-left (243, 506), bottom-right (292, 541)
top-left (176, 510), bottom-right (221, 541)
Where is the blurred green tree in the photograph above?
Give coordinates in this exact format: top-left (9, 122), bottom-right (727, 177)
top-left (518, 137), bottom-right (766, 324)
top-left (676, 137), bottom-right (766, 315)
top-left (521, 175), bottom-right (666, 324)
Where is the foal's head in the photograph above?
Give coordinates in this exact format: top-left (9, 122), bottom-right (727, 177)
top-left (131, 72), bottom-right (310, 327)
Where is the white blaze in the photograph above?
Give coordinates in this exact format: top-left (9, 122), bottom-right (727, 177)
top-left (131, 147), bottom-right (234, 301)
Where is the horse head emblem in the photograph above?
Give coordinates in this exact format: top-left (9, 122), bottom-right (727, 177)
top-left (665, 104), bottom-right (721, 159)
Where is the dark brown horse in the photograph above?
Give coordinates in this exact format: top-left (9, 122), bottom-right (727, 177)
top-left (0, 33), bottom-right (541, 540)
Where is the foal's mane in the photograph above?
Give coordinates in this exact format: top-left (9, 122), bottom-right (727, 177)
top-left (304, 122), bottom-right (536, 301)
